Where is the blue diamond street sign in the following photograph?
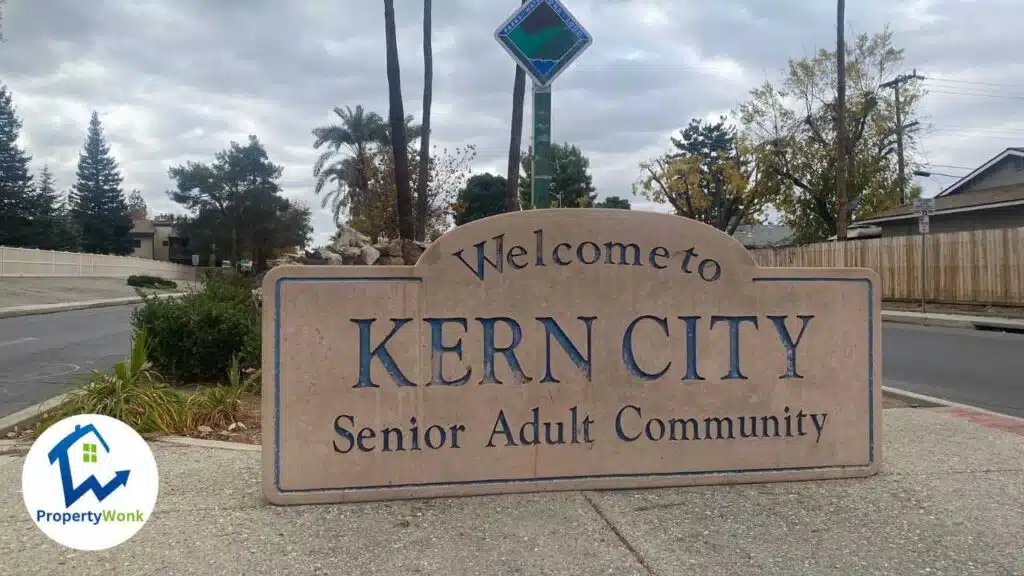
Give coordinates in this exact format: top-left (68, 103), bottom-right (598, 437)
top-left (494, 0), bottom-right (593, 88)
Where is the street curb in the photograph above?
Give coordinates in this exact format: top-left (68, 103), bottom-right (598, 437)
top-left (880, 310), bottom-right (1024, 332)
top-left (882, 385), bottom-right (1024, 422)
top-left (880, 386), bottom-right (943, 408)
top-left (0, 394), bottom-right (67, 436)
top-left (156, 436), bottom-right (260, 452)
top-left (0, 292), bottom-right (186, 319)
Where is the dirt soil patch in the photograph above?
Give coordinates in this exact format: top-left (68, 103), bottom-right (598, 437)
top-left (175, 394), bottom-right (262, 445)
top-left (884, 301), bottom-right (1024, 319)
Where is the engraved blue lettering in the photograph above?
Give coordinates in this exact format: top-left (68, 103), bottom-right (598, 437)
top-left (709, 315), bottom-right (759, 380)
top-left (648, 246), bottom-right (669, 269)
top-left (537, 316), bottom-right (595, 383)
top-left (767, 315), bottom-right (814, 379)
top-left (452, 234), bottom-right (504, 280)
top-left (615, 404), bottom-right (642, 441)
top-left (351, 318), bottom-right (416, 388)
top-left (425, 317), bottom-right (471, 386)
top-left (604, 241), bottom-right (642, 266)
top-left (477, 317), bottom-right (531, 384)
top-left (553, 242), bottom-right (572, 265)
top-left (576, 241), bottom-right (601, 264)
top-left (622, 315), bottom-right (671, 380)
top-left (678, 315), bottom-right (705, 381)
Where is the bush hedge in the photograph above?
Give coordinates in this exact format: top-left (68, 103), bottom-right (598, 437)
top-left (131, 272), bottom-right (260, 382)
top-left (127, 274), bottom-right (178, 289)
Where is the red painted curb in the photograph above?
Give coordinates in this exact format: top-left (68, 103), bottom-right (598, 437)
top-left (939, 407), bottom-right (1024, 436)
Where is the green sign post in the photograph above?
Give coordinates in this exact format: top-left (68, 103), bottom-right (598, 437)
top-left (495, 0), bottom-right (592, 209)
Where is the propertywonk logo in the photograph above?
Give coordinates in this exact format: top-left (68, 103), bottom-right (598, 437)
top-left (21, 414), bottom-right (159, 551)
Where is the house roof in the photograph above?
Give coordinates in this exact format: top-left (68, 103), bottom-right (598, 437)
top-left (130, 219), bottom-right (155, 235)
top-left (934, 147), bottom-right (1024, 198)
top-left (856, 184), bottom-right (1024, 225)
top-left (733, 224), bottom-right (795, 247)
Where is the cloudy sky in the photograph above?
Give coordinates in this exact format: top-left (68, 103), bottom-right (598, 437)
top-left (2, 0), bottom-right (1021, 245)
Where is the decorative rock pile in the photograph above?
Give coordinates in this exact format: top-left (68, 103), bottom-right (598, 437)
top-left (253, 225), bottom-right (430, 308)
top-left (268, 225), bottom-right (428, 268)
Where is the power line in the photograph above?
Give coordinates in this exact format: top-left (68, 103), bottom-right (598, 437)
top-left (926, 130), bottom-right (1022, 142)
top-left (922, 163), bottom-right (973, 171)
top-left (929, 125), bottom-right (1024, 135)
top-left (925, 87), bottom-right (1024, 101)
top-left (924, 77), bottom-right (1024, 89)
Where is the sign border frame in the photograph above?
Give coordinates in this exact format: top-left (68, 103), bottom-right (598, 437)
top-left (493, 0), bottom-right (594, 88)
top-left (265, 272), bottom-right (878, 503)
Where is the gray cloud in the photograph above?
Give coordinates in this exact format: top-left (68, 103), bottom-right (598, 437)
top-left (2, 0), bottom-right (1021, 243)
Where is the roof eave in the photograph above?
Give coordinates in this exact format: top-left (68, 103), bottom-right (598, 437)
top-left (935, 148), bottom-right (1024, 198)
top-left (856, 198), bottom-right (1024, 225)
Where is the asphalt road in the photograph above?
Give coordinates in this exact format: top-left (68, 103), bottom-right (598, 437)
top-left (0, 307), bottom-right (1022, 419)
top-left (0, 305), bottom-right (135, 418)
top-left (882, 323), bottom-right (1024, 418)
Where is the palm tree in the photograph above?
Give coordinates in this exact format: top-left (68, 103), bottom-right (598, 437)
top-left (312, 105), bottom-right (385, 223)
top-left (314, 156), bottom-right (358, 225)
top-left (505, 0), bottom-right (527, 213)
top-left (416, 0), bottom-right (433, 241)
top-left (377, 115), bottom-right (423, 148)
top-left (383, 0), bottom-right (415, 241)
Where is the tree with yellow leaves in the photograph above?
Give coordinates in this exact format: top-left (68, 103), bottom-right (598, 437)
top-left (633, 116), bottom-right (780, 235)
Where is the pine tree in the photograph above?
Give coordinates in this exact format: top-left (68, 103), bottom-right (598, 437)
top-left (0, 84), bottom-right (35, 247)
top-left (70, 112), bottom-right (133, 254)
top-left (27, 166), bottom-right (77, 250)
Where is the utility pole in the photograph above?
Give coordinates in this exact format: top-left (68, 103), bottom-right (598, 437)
top-left (835, 0), bottom-right (848, 240)
top-left (881, 70), bottom-right (923, 205)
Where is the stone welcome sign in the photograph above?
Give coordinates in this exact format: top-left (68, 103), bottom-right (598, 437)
top-left (262, 210), bottom-right (881, 505)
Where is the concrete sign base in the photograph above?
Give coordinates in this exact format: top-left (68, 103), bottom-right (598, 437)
top-left (262, 210), bottom-right (881, 505)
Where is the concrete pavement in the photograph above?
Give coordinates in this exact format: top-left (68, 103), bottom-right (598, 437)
top-left (0, 277), bottom-right (190, 319)
top-left (0, 277), bottom-right (158, 307)
top-left (0, 407), bottom-right (1021, 575)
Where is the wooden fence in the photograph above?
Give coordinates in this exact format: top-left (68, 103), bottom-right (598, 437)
top-left (750, 227), bottom-right (1024, 306)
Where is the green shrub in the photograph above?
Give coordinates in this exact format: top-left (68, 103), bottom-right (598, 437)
top-left (131, 272), bottom-right (260, 383)
top-left (182, 355), bottom-right (261, 429)
top-left (38, 329), bottom-right (186, 435)
top-left (37, 340), bottom-right (260, 436)
top-left (127, 274), bottom-right (178, 289)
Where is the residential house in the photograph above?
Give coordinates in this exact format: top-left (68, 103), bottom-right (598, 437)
top-left (853, 147), bottom-right (1024, 237)
top-left (130, 211), bottom-right (194, 264)
top-left (732, 224), bottom-right (796, 248)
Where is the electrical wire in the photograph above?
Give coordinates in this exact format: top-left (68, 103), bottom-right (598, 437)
top-left (924, 77), bottom-right (1024, 90)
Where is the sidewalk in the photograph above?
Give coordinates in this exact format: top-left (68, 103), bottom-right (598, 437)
top-left (1, 407), bottom-right (1021, 575)
top-left (0, 277), bottom-right (189, 319)
top-left (881, 308), bottom-right (1024, 331)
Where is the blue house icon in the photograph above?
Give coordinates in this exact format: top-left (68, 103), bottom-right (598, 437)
top-left (47, 424), bottom-right (130, 508)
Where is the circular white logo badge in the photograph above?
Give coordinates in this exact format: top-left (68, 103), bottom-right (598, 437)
top-left (21, 414), bottom-right (159, 551)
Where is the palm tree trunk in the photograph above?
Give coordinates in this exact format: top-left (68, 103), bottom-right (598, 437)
top-left (383, 0), bottom-right (414, 241)
top-left (505, 0), bottom-right (527, 213)
top-left (415, 0), bottom-right (433, 241)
